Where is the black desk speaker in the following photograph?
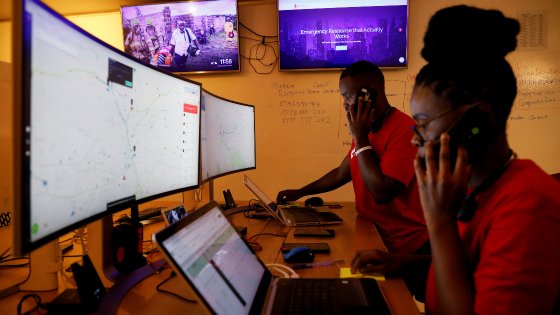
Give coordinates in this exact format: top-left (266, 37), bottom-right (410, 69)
top-left (112, 223), bottom-right (146, 275)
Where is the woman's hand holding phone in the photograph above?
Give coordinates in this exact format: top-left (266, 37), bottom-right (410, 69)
top-left (414, 133), bottom-right (471, 230)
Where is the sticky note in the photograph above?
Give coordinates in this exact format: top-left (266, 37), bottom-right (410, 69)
top-left (340, 268), bottom-right (385, 281)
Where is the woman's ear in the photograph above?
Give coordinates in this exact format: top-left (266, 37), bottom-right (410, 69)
top-left (471, 101), bottom-right (502, 130)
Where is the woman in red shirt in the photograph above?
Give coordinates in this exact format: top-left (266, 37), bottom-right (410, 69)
top-left (351, 6), bottom-right (560, 314)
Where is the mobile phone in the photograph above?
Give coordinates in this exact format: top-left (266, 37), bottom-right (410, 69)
top-left (223, 189), bottom-right (236, 209)
top-left (354, 87), bottom-right (378, 115)
top-left (294, 229), bottom-right (335, 237)
top-left (281, 243), bottom-right (330, 254)
top-left (430, 106), bottom-right (501, 170)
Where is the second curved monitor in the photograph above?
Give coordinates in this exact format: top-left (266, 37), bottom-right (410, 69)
top-left (201, 90), bottom-right (256, 182)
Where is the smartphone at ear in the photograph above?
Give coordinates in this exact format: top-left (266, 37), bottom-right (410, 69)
top-left (432, 106), bottom-right (501, 170)
top-left (354, 87), bottom-right (378, 115)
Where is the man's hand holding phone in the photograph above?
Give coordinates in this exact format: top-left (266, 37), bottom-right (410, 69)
top-left (347, 96), bottom-right (374, 143)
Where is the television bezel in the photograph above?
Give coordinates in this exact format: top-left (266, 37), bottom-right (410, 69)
top-left (13, 0), bottom-right (203, 255)
top-left (201, 88), bottom-right (256, 184)
top-left (120, 0), bottom-right (241, 75)
top-left (276, 0), bottom-right (410, 71)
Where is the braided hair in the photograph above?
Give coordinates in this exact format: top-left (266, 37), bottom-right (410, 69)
top-left (415, 6), bottom-right (520, 129)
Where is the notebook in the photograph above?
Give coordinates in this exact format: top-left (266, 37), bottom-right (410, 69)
top-left (243, 175), bottom-right (343, 226)
top-left (152, 201), bottom-right (390, 315)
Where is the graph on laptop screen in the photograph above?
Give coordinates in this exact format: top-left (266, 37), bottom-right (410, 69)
top-left (201, 89), bottom-right (255, 182)
top-left (15, 0), bottom-right (201, 254)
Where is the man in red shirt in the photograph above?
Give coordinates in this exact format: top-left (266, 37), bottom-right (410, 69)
top-left (277, 61), bottom-right (428, 256)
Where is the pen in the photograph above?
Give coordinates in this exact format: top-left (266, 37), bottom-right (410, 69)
top-left (292, 259), bottom-right (345, 269)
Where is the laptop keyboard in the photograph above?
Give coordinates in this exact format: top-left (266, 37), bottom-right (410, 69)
top-left (288, 208), bottom-right (321, 223)
top-left (288, 279), bottom-right (341, 315)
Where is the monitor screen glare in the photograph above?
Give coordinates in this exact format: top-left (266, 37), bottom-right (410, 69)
top-left (201, 90), bottom-right (256, 181)
top-left (120, 0), bottom-right (240, 73)
top-left (278, 0), bottom-right (409, 70)
top-left (22, 0), bottom-right (201, 246)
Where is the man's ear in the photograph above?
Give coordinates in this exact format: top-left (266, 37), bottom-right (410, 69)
top-left (366, 84), bottom-right (380, 103)
top-left (366, 83), bottom-right (379, 92)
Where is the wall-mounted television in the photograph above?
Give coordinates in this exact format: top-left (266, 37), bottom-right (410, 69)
top-left (120, 0), bottom-right (240, 74)
top-left (278, 0), bottom-right (409, 71)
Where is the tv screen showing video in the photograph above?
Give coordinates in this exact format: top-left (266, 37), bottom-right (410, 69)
top-left (121, 0), bottom-right (240, 74)
top-left (278, 0), bottom-right (408, 70)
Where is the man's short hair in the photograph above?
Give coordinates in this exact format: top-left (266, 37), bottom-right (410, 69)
top-left (340, 61), bottom-right (385, 88)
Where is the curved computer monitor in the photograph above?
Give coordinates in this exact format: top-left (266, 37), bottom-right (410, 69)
top-left (13, 0), bottom-right (202, 255)
top-left (201, 89), bottom-right (255, 183)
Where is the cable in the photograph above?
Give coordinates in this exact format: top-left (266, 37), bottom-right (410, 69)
top-left (239, 42), bottom-right (278, 74)
top-left (266, 264), bottom-right (299, 278)
top-left (243, 199), bottom-right (270, 219)
top-left (59, 236), bottom-right (74, 243)
top-left (247, 233), bottom-right (280, 240)
top-left (237, 21), bottom-right (279, 74)
top-left (245, 238), bottom-right (261, 252)
top-left (239, 21), bottom-right (278, 38)
top-left (0, 257), bottom-right (30, 263)
top-left (157, 271), bottom-right (197, 303)
top-left (0, 263), bottom-right (29, 268)
top-left (17, 294), bottom-right (47, 315)
top-left (0, 246), bottom-right (11, 261)
top-left (239, 36), bottom-right (278, 43)
top-left (147, 252), bottom-right (172, 269)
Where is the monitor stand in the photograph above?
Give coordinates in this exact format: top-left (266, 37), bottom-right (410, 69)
top-left (89, 214), bottom-right (124, 288)
top-left (0, 239), bottom-right (62, 299)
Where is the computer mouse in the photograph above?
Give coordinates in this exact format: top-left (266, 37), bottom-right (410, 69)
top-left (305, 197), bottom-right (324, 207)
top-left (283, 247), bottom-right (315, 263)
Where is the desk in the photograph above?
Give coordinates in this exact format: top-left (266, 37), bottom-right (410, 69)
top-left (118, 202), bottom-right (420, 315)
top-left (0, 202), bottom-right (420, 315)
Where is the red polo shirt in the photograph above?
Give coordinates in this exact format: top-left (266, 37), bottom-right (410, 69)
top-left (425, 159), bottom-right (560, 314)
top-left (347, 109), bottom-right (428, 254)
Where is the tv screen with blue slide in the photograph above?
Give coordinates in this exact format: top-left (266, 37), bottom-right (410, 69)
top-left (278, 0), bottom-right (409, 70)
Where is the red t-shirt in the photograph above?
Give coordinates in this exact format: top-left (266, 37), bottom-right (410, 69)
top-left (347, 108), bottom-right (428, 254)
top-left (425, 159), bottom-right (560, 314)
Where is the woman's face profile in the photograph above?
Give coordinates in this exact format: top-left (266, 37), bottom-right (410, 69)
top-left (409, 85), bottom-right (463, 159)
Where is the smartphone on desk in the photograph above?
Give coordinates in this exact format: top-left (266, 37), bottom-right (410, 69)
top-left (294, 229), bottom-right (335, 237)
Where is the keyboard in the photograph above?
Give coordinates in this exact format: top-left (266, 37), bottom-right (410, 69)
top-left (138, 207), bottom-right (165, 220)
top-left (289, 279), bottom-right (341, 315)
top-left (288, 208), bottom-right (321, 223)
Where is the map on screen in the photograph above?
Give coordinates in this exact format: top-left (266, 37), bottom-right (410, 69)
top-left (26, 0), bottom-right (201, 242)
top-left (201, 90), bottom-right (255, 181)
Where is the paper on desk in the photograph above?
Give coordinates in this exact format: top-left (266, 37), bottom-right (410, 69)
top-left (340, 268), bottom-right (385, 281)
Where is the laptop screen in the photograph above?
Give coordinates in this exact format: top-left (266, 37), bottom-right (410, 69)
top-left (243, 175), bottom-right (278, 212)
top-left (161, 206), bottom-right (266, 315)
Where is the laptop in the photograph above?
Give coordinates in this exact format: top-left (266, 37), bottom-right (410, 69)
top-left (243, 175), bottom-right (343, 226)
top-left (153, 201), bottom-right (391, 315)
